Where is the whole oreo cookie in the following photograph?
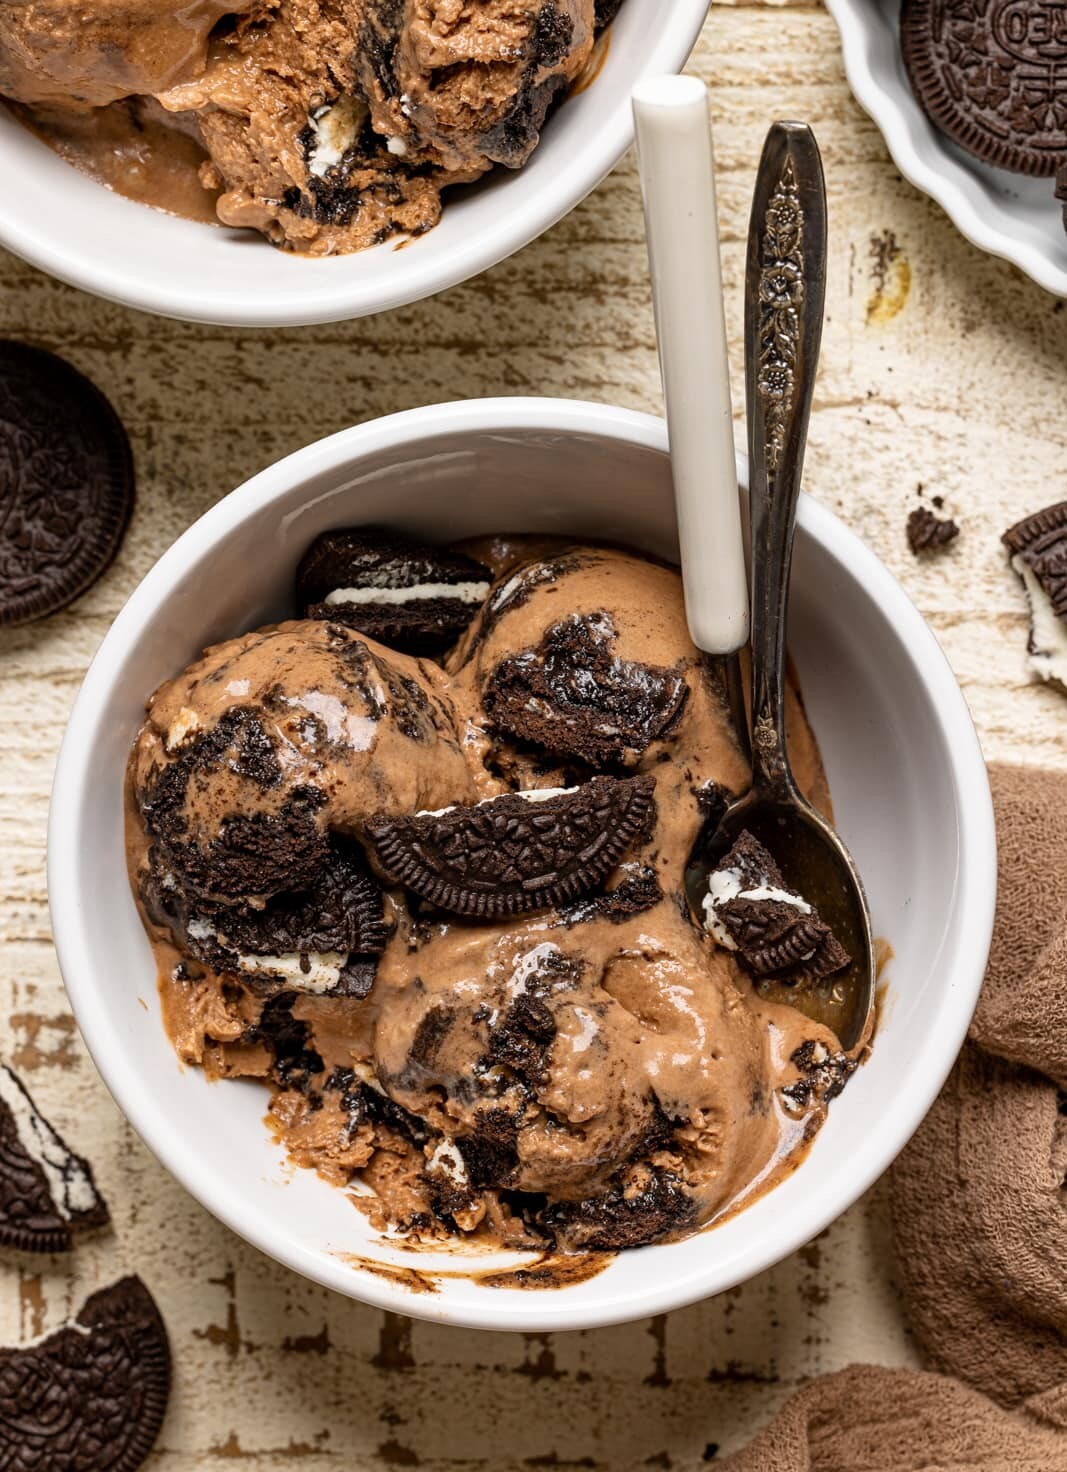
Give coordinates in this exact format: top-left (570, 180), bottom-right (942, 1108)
top-left (297, 527), bottom-right (491, 655)
top-left (365, 775), bottom-right (656, 918)
top-left (483, 612), bottom-right (689, 767)
top-left (901, 0), bottom-right (1067, 177)
top-left (0, 1063), bottom-right (109, 1254)
top-left (0, 341), bottom-right (134, 628)
top-left (0, 1275), bottom-right (170, 1471)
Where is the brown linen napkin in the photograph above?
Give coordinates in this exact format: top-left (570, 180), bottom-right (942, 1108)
top-left (722, 764), bottom-right (1067, 1468)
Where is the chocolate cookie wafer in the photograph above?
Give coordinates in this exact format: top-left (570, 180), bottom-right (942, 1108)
top-left (0, 1275), bottom-right (170, 1471)
top-left (901, 0), bottom-right (1067, 177)
top-left (297, 527), bottom-right (491, 655)
top-left (0, 341), bottom-right (134, 627)
top-left (907, 504), bottom-right (959, 556)
top-left (702, 831), bottom-right (850, 985)
top-left (1003, 500), bottom-right (1067, 687)
top-left (0, 1062), bottom-right (108, 1253)
top-left (365, 775), bottom-right (656, 918)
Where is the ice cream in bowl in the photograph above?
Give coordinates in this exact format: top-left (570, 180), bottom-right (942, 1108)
top-left (49, 398), bottom-right (996, 1329)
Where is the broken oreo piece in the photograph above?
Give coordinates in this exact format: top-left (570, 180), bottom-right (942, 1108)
top-left (703, 831), bottom-right (850, 985)
top-left (0, 1063), bottom-right (109, 1254)
top-left (296, 527), bottom-right (491, 655)
top-left (147, 841), bottom-right (386, 998)
top-left (483, 612), bottom-right (689, 766)
top-left (0, 341), bottom-right (135, 628)
top-left (901, 0), bottom-right (1067, 177)
top-left (365, 775), bottom-right (656, 918)
top-left (781, 1039), bottom-right (857, 1116)
top-left (1003, 501), bottom-right (1067, 689)
top-left (907, 504), bottom-right (959, 556)
top-left (0, 1275), bottom-right (170, 1471)
top-left (538, 1166), bottom-right (696, 1252)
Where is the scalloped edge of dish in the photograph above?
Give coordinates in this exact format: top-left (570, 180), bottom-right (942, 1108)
top-left (825, 0), bottom-right (1067, 299)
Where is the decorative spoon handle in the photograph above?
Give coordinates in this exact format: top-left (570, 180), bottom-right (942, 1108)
top-left (743, 121), bottom-right (827, 798)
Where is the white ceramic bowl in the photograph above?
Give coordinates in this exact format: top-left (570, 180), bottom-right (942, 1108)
top-left (0, 5), bottom-right (709, 327)
top-left (827, 0), bottom-right (1067, 298)
top-left (49, 398), bottom-right (996, 1331)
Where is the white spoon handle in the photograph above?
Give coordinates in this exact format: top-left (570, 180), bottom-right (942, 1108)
top-left (632, 75), bottom-right (748, 655)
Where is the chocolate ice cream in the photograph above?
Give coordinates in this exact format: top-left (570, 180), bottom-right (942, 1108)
top-left (126, 532), bottom-right (862, 1254)
top-left (4, 1), bottom-right (611, 253)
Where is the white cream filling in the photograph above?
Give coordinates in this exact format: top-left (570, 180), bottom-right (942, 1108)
top-left (235, 951), bottom-right (348, 994)
top-left (416, 786), bottom-right (571, 819)
top-left (426, 1138), bottom-right (469, 1187)
top-left (702, 865), bottom-right (811, 951)
top-left (324, 580), bottom-right (489, 607)
top-left (386, 135), bottom-right (408, 156)
top-left (165, 706), bottom-right (201, 751)
top-left (0, 1064), bottom-right (98, 1220)
top-left (1014, 555), bottom-right (1067, 687)
top-left (307, 94), bottom-right (367, 178)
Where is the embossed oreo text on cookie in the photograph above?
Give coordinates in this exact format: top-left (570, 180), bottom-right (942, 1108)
top-left (0, 341), bottom-right (134, 627)
top-left (365, 775), bottom-right (657, 917)
top-left (902, 0), bottom-right (1067, 176)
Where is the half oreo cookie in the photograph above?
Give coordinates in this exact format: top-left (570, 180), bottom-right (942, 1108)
top-left (0, 1275), bottom-right (170, 1471)
top-left (702, 831), bottom-right (850, 985)
top-left (365, 775), bottom-right (657, 918)
top-left (1003, 500), bottom-right (1067, 687)
top-left (0, 1062), bottom-right (109, 1254)
top-left (0, 341), bottom-right (135, 628)
top-left (296, 527), bottom-right (491, 655)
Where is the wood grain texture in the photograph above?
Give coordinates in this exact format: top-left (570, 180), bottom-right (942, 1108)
top-left (1, 4), bottom-right (1065, 1466)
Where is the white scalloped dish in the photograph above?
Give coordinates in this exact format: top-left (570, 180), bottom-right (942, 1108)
top-left (826, 0), bottom-right (1067, 298)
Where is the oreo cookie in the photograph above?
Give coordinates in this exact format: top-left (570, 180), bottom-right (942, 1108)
top-left (483, 612), bottom-right (689, 766)
top-left (145, 840), bottom-right (386, 999)
top-left (1058, 161), bottom-right (1067, 231)
top-left (702, 832), bottom-right (850, 985)
top-left (0, 1063), bottom-right (109, 1254)
top-left (0, 341), bottom-right (134, 628)
top-left (538, 1166), bottom-right (696, 1251)
top-left (0, 1275), bottom-right (170, 1471)
top-left (781, 1039), bottom-right (857, 1116)
top-left (365, 775), bottom-right (656, 918)
top-left (296, 527), bottom-right (491, 655)
top-left (1003, 500), bottom-right (1067, 687)
top-left (907, 504), bottom-right (959, 556)
top-left (901, 0), bottom-right (1067, 177)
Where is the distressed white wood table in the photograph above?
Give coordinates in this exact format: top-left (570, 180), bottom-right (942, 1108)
top-left (2, 4), bottom-right (1065, 1466)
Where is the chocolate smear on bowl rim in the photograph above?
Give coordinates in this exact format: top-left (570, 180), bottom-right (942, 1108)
top-left (0, 340), bottom-right (134, 628)
top-left (364, 774), bottom-right (656, 918)
top-left (482, 611), bottom-right (690, 766)
top-left (1003, 500), bottom-right (1067, 688)
top-left (702, 831), bottom-right (850, 987)
top-left (0, 1062), bottom-right (109, 1254)
top-left (297, 526), bottom-right (491, 656)
top-left (0, 1275), bottom-right (170, 1472)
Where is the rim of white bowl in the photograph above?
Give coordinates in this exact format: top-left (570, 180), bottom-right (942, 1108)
top-left (825, 0), bottom-right (1067, 299)
top-left (0, 5), bottom-right (710, 327)
top-left (48, 398), bottom-right (997, 1331)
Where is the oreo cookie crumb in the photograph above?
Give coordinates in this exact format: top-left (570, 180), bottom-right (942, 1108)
top-left (907, 505), bottom-right (959, 556)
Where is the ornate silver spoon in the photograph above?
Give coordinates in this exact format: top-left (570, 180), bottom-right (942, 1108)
top-left (686, 120), bottom-right (875, 1051)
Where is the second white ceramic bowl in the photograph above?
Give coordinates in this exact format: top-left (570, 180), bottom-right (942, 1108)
top-left (49, 398), bottom-right (996, 1331)
top-left (0, 3), bottom-right (709, 326)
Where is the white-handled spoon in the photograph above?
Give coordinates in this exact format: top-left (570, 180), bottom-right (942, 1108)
top-left (632, 74), bottom-right (749, 750)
